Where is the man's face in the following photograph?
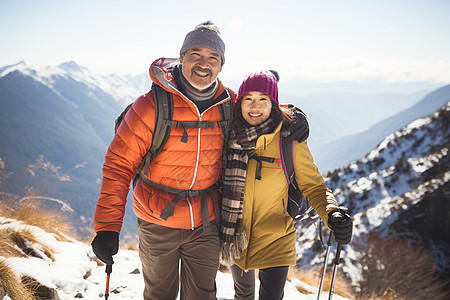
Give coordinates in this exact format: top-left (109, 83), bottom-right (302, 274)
top-left (180, 47), bottom-right (223, 91)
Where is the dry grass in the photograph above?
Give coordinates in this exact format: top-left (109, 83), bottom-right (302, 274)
top-left (0, 158), bottom-right (85, 299)
top-left (216, 265), bottom-right (354, 298)
top-left (288, 266), bottom-right (355, 298)
top-left (0, 229), bottom-right (24, 258)
top-left (1, 228), bottom-right (55, 261)
top-left (0, 192), bottom-right (75, 299)
top-left (0, 193), bottom-right (74, 241)
top-left (120, 231), bottom-right (139, 251)
top-left (0, 258), bottom-right (35, 300)
top-left (125, 241), bottom-right (139, 251)
top-left (354, 233), bottom-right (449, 300)
top-left (355, 288), bottom-right (405, 300)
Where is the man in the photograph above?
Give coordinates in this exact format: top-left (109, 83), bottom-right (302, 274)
top-left (91, 21), bottom-right (235, 299)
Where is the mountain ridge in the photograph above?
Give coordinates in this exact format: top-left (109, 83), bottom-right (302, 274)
top-left (313, 84), bottom-right (450, 173)
top-left (294, 102), bottom-right (449, 288)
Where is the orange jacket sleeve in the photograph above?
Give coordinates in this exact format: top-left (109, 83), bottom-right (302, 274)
top-left (93, 92), bottom-right (156, 232)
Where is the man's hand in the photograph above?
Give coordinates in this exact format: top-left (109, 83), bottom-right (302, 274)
top-left (91, 231), bottom-right (119, 265)
top-left (328, 210), bottom-right (353, 244)
top-left (282, 105), bottom-right (309, 143)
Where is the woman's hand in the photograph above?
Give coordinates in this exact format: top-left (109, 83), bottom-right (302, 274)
top-left (328, 210), bottom-right (353, 244)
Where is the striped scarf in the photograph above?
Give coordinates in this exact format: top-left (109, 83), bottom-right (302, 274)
top-left (220, 116), bottom-right (277, 266)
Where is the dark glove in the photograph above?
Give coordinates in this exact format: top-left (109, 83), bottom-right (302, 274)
top-left (328, 210), bottom-right (353, 244)
top-left (91, 231), bottom-right (119, 265)
top-left (281, 104), bottom-right (309, 143)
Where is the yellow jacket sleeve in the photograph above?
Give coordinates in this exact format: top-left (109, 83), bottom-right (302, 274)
top-left (293, 140), bottom-right (339, 227)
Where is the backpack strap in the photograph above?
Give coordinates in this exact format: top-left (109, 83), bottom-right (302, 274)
top-left (217, 88), bottom-right (234, 188)
top-left (173, 120), bottom-right (216, 143)
top-left (280, 134), bottom-right (295, 185)
top-left (250, 155), bottom-right (276, 180)
top-left (217, 88), bottom-right (233, 132)
top-left (121, 84), bottom-right (233, 178)
top-left (150, 87), bottom-right (233, 144)
top-left (137, 85), bottom-right (233, 178)
top-left (280, 134), bottom-right (310, 219)
top-left (140, 83), bottom-right (173, 176)
top-left (136, 85), bottom-right (232, 234)
top-left (138, 172), bottom-right (220, 235)
top-left (115, 103), bottom-right (133, 133)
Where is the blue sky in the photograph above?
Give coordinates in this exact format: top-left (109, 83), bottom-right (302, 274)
top-left (1, 0), bottom-right (449, 86)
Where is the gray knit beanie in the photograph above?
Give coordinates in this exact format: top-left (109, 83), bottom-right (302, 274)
top-left (180, 21), bottom-right (226, 64)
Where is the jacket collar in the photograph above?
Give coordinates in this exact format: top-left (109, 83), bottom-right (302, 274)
top-left (255, 121), bottom-right (283, 150)
top-left (149, 57), bottom-right (227, 101)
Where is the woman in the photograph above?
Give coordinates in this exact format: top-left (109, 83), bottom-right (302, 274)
top-left (220, 70), bottom-right (352, 299)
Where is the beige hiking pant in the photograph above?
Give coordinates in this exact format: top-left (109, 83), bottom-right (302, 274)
top-left (137, 218), bottom-right (220, 300)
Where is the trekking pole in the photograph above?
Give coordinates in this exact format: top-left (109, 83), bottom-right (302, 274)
top-left (328, 243), bottom-right (342, 300)
top-left (317, 228), bottom-right (333, 299)
top-left (105, 264), bottom-right (112, 299)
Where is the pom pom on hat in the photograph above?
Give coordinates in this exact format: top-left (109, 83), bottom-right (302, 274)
top-left (268, 70), bottom-right (280, 82)
top-left (236, 70), bottom-right (279, 105)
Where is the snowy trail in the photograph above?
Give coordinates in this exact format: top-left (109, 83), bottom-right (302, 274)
top-left (87, 248), bottom-right (349, 300)
top-left (0, 215), bottom-right (349, 299)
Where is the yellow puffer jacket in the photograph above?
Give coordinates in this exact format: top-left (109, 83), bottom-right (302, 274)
top-left (234, 122), bottom-right (339, 270)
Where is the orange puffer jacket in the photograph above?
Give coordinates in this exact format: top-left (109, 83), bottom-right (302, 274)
top-left (94, 57), bottom-right (235, 233)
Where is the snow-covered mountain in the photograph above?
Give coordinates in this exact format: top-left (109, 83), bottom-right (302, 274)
top-left (312, 84), bottom-right (450, 173)
top-left (0, 61), bottom-right (150, 106)
top-left (294, 102), bottom-right (449, 293)
top-left (0, 61), bottom-right (147, 240)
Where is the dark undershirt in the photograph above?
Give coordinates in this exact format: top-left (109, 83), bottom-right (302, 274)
top-left (172, 65), bottom-right (221, 114)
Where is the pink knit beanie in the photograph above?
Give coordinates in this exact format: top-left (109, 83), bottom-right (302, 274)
top-left (236, 70), bottom-right (279, 105)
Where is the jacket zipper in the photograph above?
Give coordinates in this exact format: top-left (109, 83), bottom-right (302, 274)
top-left (188, 96), bottom-right (230, 188)
top-left (181, 91), bottom-right (231, 230)
top-left (156, 75), bottom-right (231, 230)
top-left (187, 113), bottom-right (202, 230)
top-left (187, 198), bottom-right (194, 230)
top-left (188, 114), bottom-right (202, 189)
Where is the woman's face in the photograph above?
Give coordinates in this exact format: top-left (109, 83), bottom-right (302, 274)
top-left (240, 92), bottom-right (272, 126)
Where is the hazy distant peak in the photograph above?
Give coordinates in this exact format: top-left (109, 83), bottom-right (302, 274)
top-left (58, 61), bottom-right (86, 73)
top-left (0, 61), bottom-right (29, 78)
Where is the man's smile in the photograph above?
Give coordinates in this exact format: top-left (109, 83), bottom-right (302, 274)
top-left (193, 67), bottom-right (211, 77)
